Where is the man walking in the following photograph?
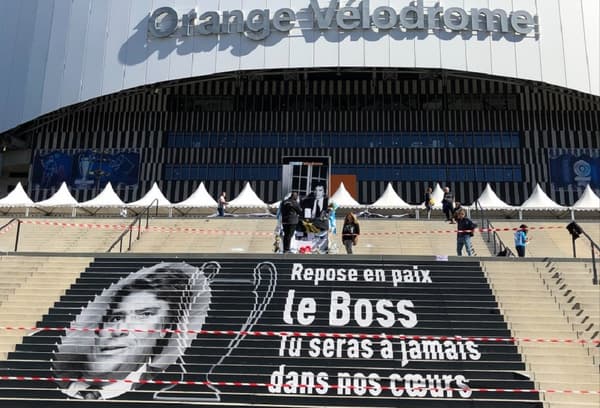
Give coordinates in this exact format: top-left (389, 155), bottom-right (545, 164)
top-left (280, 192), bottom-right (302, 253)
top-left (217, 192), bottom-right (228, 216)
top-left (455, 209), bottom-right (476, 256)
top-left (442, 186), bottom-right (454, 222)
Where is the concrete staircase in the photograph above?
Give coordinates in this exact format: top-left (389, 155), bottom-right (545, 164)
top-left (0, 256), bottom-right (92, 359)
top-left (127, 218), bottom-right (494, 256)
top-left (0, 256), bottom-right (543, 407)
top-left (0, 218), bottom-right (127, 253)
top-left (483, 260), bottom-right (600, 408)
top-left (492, 221), bottom-right (600, 259)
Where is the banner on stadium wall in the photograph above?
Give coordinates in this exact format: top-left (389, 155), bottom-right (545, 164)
top-left (0, 258), bottom-right (541, 407)
top-left (31, 149), bottom-right (140, 190)
top-left (548, 148), bottom-right (600, 190)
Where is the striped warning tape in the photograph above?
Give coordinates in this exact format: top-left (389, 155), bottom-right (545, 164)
top-left (16, 219), bottom-right (566, 237)
top-left (0, 375), bottom-right (597, 394)
top-left (1, 326), bottom-right (598, 345)
top-left (0, 222), bottom-right (16, 234)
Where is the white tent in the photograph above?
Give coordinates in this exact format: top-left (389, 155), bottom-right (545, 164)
top-left (572, 185), bottom-right (600, 210)
top-left (172, 182), bottom-right (218, 215)
top-left (78, 182), bottom-right (126, 215)
top-left (369, 183), bottom-right (411, 209)
top-left (0, 182), bottom-right (34, 215)
top-left (430, 183), bottom-right (445, 208)
top-left (330, 182), bottom-right (362, 208)
top-left (126, 182), bottom-right (172, 215)
top-left (227, 182), bottom-right (269, 214)
top-left (470, 183), bottom-right (515, 210)
top-left (520, 184), bottom-right (566, 210)
top-left (518, 184), bottom-right (568, 219)
top-left (35, 182), bottom-right (79, 215)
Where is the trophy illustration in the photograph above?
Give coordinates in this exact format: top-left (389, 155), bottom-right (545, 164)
top-left (74, 152), bottom-right (95, 188)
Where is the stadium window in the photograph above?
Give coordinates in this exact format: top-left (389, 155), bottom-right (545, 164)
top-left (447, 133), bottom-right (462, 148)
top-left (474, 166), bottom-right (485, 182)
top-left (164, 165), bottom-right (173, 180)
top-left (466, 166), bottom-right (476, 180)
top-left (238, 133), bottom-right (252, 148)
top-left (181, 166), bottom-right (191, 180)
top-left (339, 133), bottom-right (355, 148)
top-left (172, 166), bottom-right (183, 180)
top-left (311, 133), bottom-right (322, 148)
top-left (513, 166), bottom-right (523, 182)
top-left (491, 133), bottom-right (503, 148)
top-left (511, 133), bottom-right (520, 148)
top-left (447, 167), bottom-right (460, 182)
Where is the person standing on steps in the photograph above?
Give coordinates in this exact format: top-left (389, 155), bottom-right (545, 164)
top-left (217, 192), bottom-right (228, 216)
top-left (341, 212), bottom-right (360, 254)
top-left (424, 187), bottom-right (434, 219)
top-left (514, 224), bottom-right (529, 257)
top-left (442, 187), bottom-right (454, 222)
top-left (455, 209), bottom-right (476, 256)
top-left (280, 192), bottom-right (302, 253)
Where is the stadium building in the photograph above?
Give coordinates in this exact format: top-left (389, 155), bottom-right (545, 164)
top-left (0, 0), bottom-right (598, 206)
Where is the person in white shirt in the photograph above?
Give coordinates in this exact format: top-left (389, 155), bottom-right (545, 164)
top-left (217, 192), bottom-right (228, 216)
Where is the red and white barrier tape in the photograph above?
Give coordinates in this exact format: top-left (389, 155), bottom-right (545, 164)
top-left (16, 219), bottom-right (567, 237)
top-left (1, 326), bottom-right (598, 345)
top-left (0, 375), bottom-right (598, 395)
top-left (19, 220), bottom-right (129, 230)
top-left (0, 222), bottom-right (16, 234)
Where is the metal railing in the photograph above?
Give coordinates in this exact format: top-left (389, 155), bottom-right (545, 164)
top-left (566, 222), bottom-right (599, 285)
top-left (0, 218), bottom-right (21, 252)
top-left (473, 201), bottom-right (515, 257)
top-left (107, 199), bottom-right (159, 253)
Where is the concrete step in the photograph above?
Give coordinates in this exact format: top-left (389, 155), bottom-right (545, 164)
top-left (527, 361), bottom-right (598, 375)
top-left (543, 392), bottom-right (600, 405)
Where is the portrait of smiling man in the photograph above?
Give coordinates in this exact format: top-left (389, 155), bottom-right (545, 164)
top-left (52, 261), bottom-right (214, 400)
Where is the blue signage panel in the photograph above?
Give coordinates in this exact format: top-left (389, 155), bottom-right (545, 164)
top-left (31, 149), bottom-right (140, 190)
top-left (549, 148), bottom-right (600, 190)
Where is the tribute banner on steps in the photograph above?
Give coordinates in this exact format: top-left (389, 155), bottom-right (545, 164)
top-left (0, 258), bottom-right (542, 407)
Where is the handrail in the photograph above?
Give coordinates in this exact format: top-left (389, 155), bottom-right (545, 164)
top-left (107, 198), bottom-right (159, 253)
top-left (0, 218), bottom-right (21, 252)
top-left (473, 201), bottom-right (515, 257)
top-left (567, 223), bottom-right (599, 285)
top-left (488, 221), bottom-right (516, 257)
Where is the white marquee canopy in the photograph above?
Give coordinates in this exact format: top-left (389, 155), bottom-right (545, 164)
top-left (0, 181), bottom-right (597, 219)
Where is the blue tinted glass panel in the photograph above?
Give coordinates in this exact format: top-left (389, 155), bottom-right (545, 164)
top-left (339, 133), bottom-right (355, 148)
top-left (513, 166), bottom-right (522, 181)
top-left (164, 165), bottom-right (173, 180)
top-left (511, 133), bottom-right (520, 148)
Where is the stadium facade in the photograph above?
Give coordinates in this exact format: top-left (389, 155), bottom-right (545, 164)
top-left (0, 0), bottom-right (598, 206)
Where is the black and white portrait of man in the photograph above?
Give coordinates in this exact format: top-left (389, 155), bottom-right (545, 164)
top-left (52, 261), bottom-right (214, 400)
top-left (301, 182), bottom-right (329, 219)
top-left (0, 260), bottom-right (277, 403)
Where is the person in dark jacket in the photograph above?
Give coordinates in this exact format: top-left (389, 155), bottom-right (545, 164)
top-left (442, 187), bottom-right (454, 222)
top-left (280, 192), bottom-right (302, 253)
top-left (455, 209), bottom-right (477, 256)
top-left (341, 212), bottom-right (360, 254)
top-left (450, 201), bottom-right (463, 224)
